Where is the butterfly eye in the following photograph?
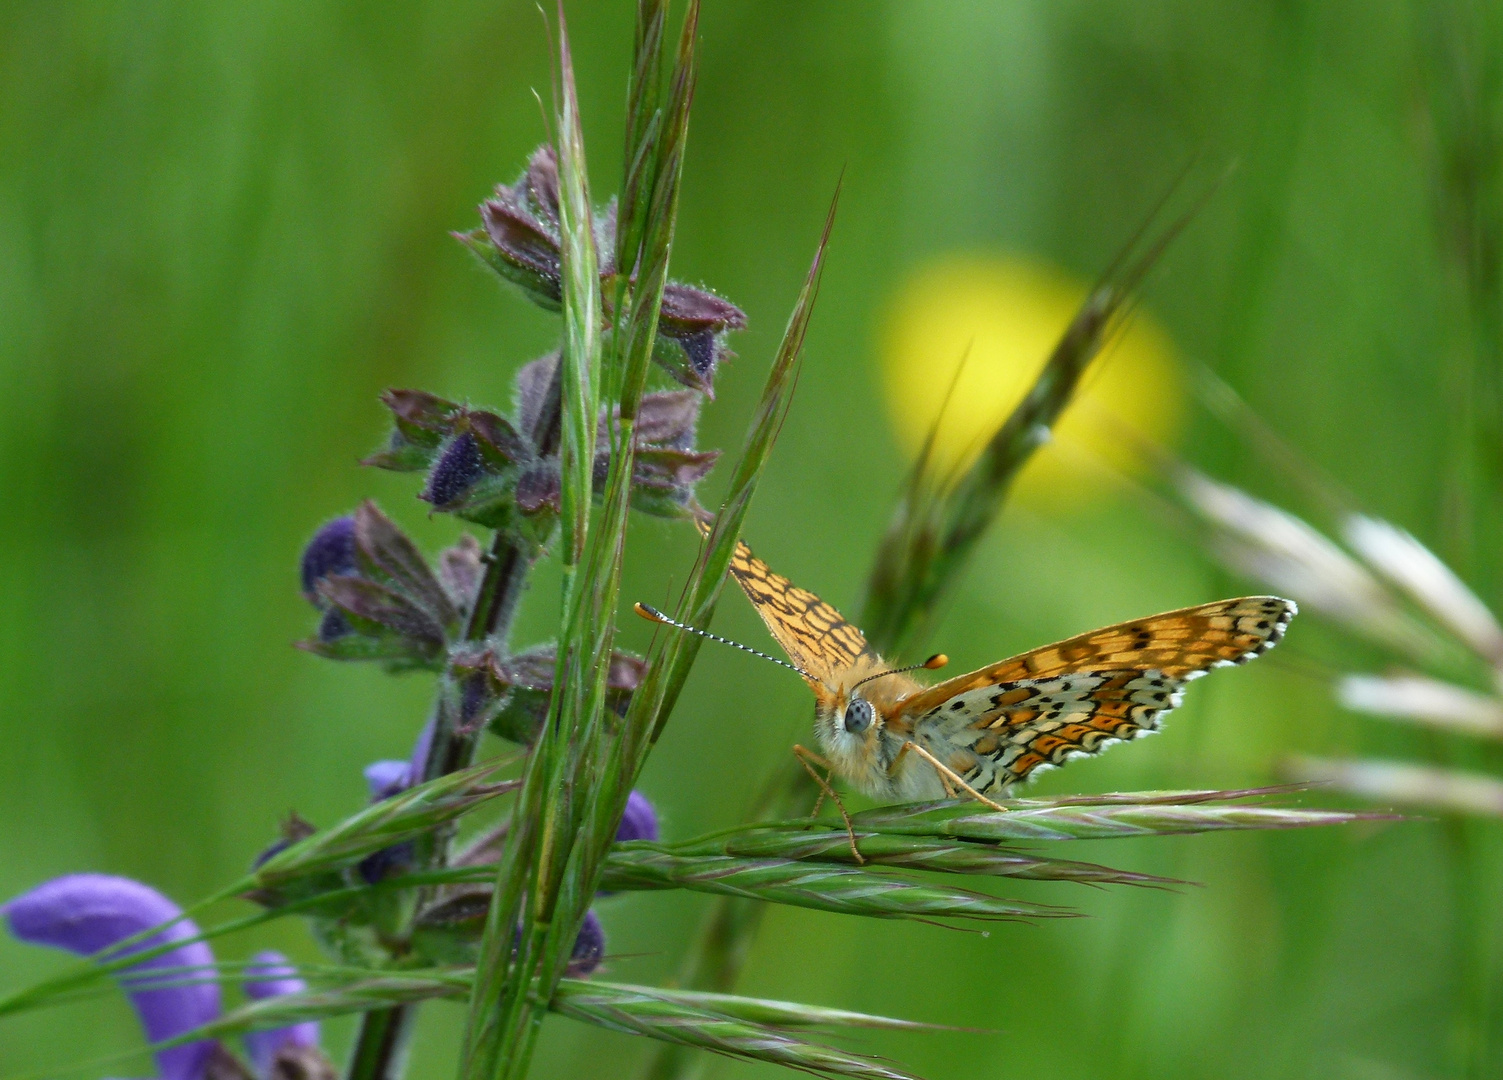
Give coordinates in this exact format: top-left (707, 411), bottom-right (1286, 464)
top-left (843, 697), bottom-right (874, 735)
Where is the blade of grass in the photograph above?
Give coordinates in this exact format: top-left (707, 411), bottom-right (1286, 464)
top-left (862, 189), bottom-right (1211, 654)
top-left (552, 982), bottom-right (924, 1080)
top-left (849, 798), bottom-right (1392, 842)
top-left (639, 830), bottom-right (1179, 886)
top-left (593, 850), bottom-right (1076, 921)
top-left (517, 8), bottom-right (704, 1074)
top-left (460, 6), bottom-right (606, 1074)
top-left (646, 185), bottom-right (1208, 1080)
top-left (154, 974), bottom-right (928, 1080)
top-left (618, 180), bottom-right (839, 1080)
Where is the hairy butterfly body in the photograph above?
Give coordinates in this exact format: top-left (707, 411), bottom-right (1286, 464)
top-left (723, 537), bottom-right (1295, 802)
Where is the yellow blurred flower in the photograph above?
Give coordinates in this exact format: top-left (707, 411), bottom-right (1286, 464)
top-left (881, 253), bottom-right (1182, 510)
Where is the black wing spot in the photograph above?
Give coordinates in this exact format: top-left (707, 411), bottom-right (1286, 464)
top-left (949, 699), bottom-right (967, 711)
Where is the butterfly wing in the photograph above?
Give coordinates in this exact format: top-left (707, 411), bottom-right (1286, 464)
top-left (892, 597), bottom-right (1295, 791)
top-left (725, 538), bottom-right (876, 689)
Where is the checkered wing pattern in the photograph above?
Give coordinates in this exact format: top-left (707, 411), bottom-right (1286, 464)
top-left (726, 539), bottom-right (875, 688)
top-left (894, 597), bottom-right (1296, 790)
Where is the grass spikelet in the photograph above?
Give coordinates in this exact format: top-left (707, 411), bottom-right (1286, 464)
top-left (647, 828), bottom-right (1178, 886)
top-left (155, 971), bottom-right (933, 1080)
top-left (849, 794), bottom-right (1392, 842)
top-left (460, 7), bottom-right (608, 1072)
top-left (1336, 673), bottom-right (1503, 738)
top-left (863, 188), bottom-right (1208, 654)
top-left (249, 762), bottom-right (516, 889)
top-left (597, 848), bottom-right (1076, 922)
top-left (552, 981), bottom-right (924, 1080)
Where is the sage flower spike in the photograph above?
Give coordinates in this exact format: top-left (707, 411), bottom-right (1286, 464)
top-left (3, 874), bottom-right (221, 1080)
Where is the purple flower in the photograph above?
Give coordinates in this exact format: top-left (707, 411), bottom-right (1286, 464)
top-left (295, 503), bottom-right (457, 668)
top-left (616, 790), bottom-right (659, 844)
top-left (420, 432), bottom-right (486, 508)
top-left (567, 910), bottom-right (606, 976)
top-left (299, 517), bottom-right (357, 601)
top-left (356, 719), bottom-right (432, 884)
top-left (242, 951), bottom-right (318, 1078)
top-left (363, 760), bottom-right (412, 802)
top-left (3, 874), bottom-right (220, 1080)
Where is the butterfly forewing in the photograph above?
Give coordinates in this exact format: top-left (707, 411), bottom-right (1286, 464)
top-left (894, 597), bottom-right (1296, 790)
top-left (726, 539), bottom-right (875, 688)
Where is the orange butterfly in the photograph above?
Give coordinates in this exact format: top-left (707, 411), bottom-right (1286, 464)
top-left (639, 537), bottom-right (1294, 815)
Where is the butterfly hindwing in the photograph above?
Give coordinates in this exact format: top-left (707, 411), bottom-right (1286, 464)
top-left (726, 539), bottom-right (875, 688)
top-left (895, 597), bottom-right (1296, 791)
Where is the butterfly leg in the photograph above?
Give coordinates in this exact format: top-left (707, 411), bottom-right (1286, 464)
top-left (792, 744), bottom-right (865, 864)
top-left (889, 738), bottom-right (959, 796)
top-left (904, 741), bottom-right (1007, 813)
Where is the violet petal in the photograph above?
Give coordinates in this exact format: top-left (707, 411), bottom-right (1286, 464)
top-left (4, 874), bottom-right (220, 1080)
top-left (300, 517), bottom-right (357, 601)
top-left (363, 761), bottom-right (411, 802)
top-left (242, 951), bottom-right (318, 1078)
top-left (616, 791), bottom-right (659, 844)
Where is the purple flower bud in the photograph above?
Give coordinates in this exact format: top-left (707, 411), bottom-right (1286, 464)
top-left (3, 874), bottom-right (220, 1080)
top-left (363, 760), bottom-right (412, 802)
top-left (651, 283), bottom-right (747, 395)
top-left (680, 331), bottom-right (718, 382)
top-left (253, 816), bottom-right (317, 871)
top-left (356, 842), bottom-right (414, 885)
top-left (421, 433), bottom-right (486, 508)
top-left (616, 790), bottom-right (659, 844)
top-left (300, 517), bottom-right (357, 601)
top-left (242, 951), bottom-right (319, 1078)
top-left (356, 722), bottom-right (430, 885)
top-left (316, 609), bottom-right (352, 642)
top-left (567, 910), bottom-right (605, 977)
top-left (253, 837), bottom-right (292, 870)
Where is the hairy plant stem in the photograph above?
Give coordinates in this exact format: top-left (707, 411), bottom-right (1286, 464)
top-left (344, 360), bottom-right (563, 1080)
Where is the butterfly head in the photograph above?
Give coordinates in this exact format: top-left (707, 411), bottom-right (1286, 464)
top-left (812, 655), bottom-right (947, 769)
top-left (812, 684), bottom-right (886, 769)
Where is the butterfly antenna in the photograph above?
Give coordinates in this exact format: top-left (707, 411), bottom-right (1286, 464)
top-left (851, 654), bottom-right (949, 692)
top-left (633, 603), bottom-right (815, 682)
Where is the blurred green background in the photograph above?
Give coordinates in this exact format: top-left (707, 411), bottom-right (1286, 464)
top-left (0, 1), bottom-right (1494, 1077)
